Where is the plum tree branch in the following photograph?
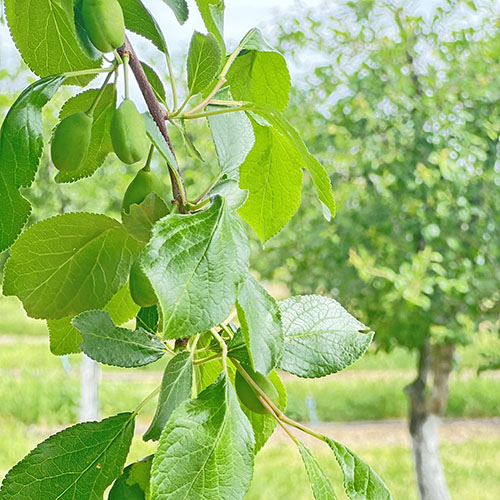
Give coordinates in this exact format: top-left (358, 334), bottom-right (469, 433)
top-left (118, 36), bottom-right (187, 212)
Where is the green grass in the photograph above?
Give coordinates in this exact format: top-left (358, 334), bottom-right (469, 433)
top-left (1, 295), bottom-right (499, 499)
top-left (284, 373), bottom-right (500, 422)
top-left (245, 438), bottom-right (500, 500)
top-left (1, 422), bottom-right (497, 500)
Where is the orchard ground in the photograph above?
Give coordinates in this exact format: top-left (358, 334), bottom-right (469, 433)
top-left (0, 295), bottom-right (499, 499)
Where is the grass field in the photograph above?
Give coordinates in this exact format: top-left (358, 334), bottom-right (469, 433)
top-left (1, 296), bottom-right (499, 498)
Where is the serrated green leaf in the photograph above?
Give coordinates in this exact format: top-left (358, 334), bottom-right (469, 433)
top-left (227, 328), bottom-right (252, 366)
top-left (209, 179), bottom-right (248, 210)
top-left (106, 281), bottom-right (141, 325)
top-left (237, 370), bottom-right (287, 454)
top-left (0, 75), bottom-right (65, 252)
top-left (160, 0), bottom-right (189, 24)
top-left (143, 112), bottom-right (178, 169)
top-left (142, 62), bottom-right (167, 104)
top-left (118, 0), bottom-right (168, 54)
top-left (236, 275), bottom-right (283, 375)
top-left (48, 282), bottom-right (140, 356)
top-left (73, 310), bottom-right (166, 368)
top-left (109, 456), bottom-right (153, 500)
top-left (136, 305), bottom-right (159, 334)
top-left (143, 351), bottom-right (193, 441)
top-left (194, 0), bottom-right (225, 56)
top-left (324, 437), bottom-right (393, 500)
top-left (4, 0), bottom-right (100, 85)
top-left (122, 192), bottom-right (170, 243)
top-left (279, 295), bottom-right (373, 378)
top-left (150, 375), bottom-right (254, 500)
top-left (208, 98), bottom-right (255, 181)
top-left (227, 51), bottom-right (291, 112)
top-left (47, 316), bottom-right (82, 356)
top-left (0, 412), bottom-right (135, 500)
top-left (299, 442), bottom-right (338, 500)
top-left (141, 197), bottom-right (249, 339)
top-left (239, 28), bottom-right (274, 52)
top-left (55, 85), bottom-right (116, 183)
top-left (3, 213), bottom-right (141, 320)
top-left (187, 31), bottom-right (221, 95)
top-left (238, 119), bottom-right (303, 242)
top-left (247, 104), bottom-right (336, 220)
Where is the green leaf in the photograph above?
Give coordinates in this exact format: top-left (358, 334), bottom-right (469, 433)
top-left (179, 119), bottom-right (205, 161)
top-left (0, 412), bottom-right (135, 500)
top-left (150, 375), bottom-right (254, 500)
top-left (187, 31), bottom-right (221, 95)
top-left (141, 197), bottom-right (249, 339)
top-left (194, 0), bottom-right (225, 56)
top-left (55, 85), bottom-right (116, 183)
top-left (3, 213), bottom-right (141, 320)
top-left (160, 0), bottom-right (189, 24)
top-left (227, 328), bottom-right (252, 366)
top-left (237, 370), bottom-right (287, 454)
top-left (227, 51), bottom-right (291, 112)
top-left (238, 119), bottom-right (303, 242)
top-left (142, 62), bottom-right (167, 104)
top-left (118, 0), bottom-right (168, 54)
top-left (48, 282), bottom-right (139, 356)
top-left (0, 75), bottom-right (65, 252)
top-left (47, 316), bottom-right (82, 356)
top-left (208, 98), bottom-right (255, 181)
top-left (122, 192), bottom-right (170, 243)
top-left (324, 437), bottom-right (393, 500)
top-left (239, 28), bottom-right (274, 52)
top-left (209, 179), bottom-right (248, 210)
top-left (105, 281), bottom-right (142, 326)
top-left (136, 305), bottom-right (159, 334)
top-left (248, 104), bottom-right (336, 220)
top-left (143, 112), bottom-right (178, 169)
top-left (109, 456), bottom-right (153, 500)
top-left (299, 442), bottom-right (338, 500)
top-left (279, 295), bottom-right (373, 378)
top-left (236, 275), bottom-right (284, 375)
top-left (73, 310), bottom-right (166, 368)
top-left (4, 0), bottom-right (100, 85)
top-left (143, 351), bottom-right (193, 441)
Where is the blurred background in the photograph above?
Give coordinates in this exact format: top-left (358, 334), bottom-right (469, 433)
top-left (0, 0), bottom-right (499, 499)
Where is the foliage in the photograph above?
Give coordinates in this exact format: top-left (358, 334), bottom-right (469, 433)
top-left (0, 2), bottom-right (391, 500)
top-left (254, 0), bottom-right (500, 353)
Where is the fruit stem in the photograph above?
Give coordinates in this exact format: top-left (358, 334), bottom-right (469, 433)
top-left (181, 43), bottom-right (244, 117)
top-left (185, 198), bottom-right (211, 213)
top-left (258, 394), bottom-right (299, 445)
top-left (86, 70), bottom-right (115, 117)
top-left (179, 106), bottom-right (247, 120)
top-left (134, 384), bottom-right (161, 415)
top-left (123, 53), bottom-right (130, 100)
top-left (193, 353), bottom-right (222, 366)
top-left (165, 49), bottom-right (179, 111)
top-left (143, 144), bottom-right (154, 172)
top-left (190, 173), bottom-right (222, 205)
top-left (233, 359), bottom-right (326, 442)
top-left (210, 328), bottom-right (228, 374)
top-left (63, 64), bottom-right (117, 78)
top-left (118, 36), bottom-right (187, 212)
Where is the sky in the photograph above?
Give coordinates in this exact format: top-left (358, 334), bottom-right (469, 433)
top-left (0, 0), bottom-right (438, 96)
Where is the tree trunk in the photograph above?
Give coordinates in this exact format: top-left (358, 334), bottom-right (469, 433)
top-left (79, 355), bottom-right (100, 422)
top-left (406, 342), bottom-right (454, 500)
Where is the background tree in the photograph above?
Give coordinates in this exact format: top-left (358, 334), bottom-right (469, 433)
top-left (253, 1), bottom-right (500, 499)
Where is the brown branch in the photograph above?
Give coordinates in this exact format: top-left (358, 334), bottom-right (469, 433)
top-left (118, 36), bottom-right (186, 212)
